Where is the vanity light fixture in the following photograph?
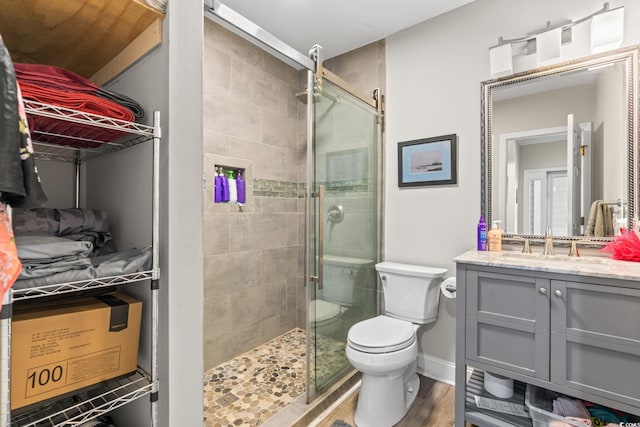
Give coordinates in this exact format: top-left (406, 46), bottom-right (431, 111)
top-left (489, 40), bottom-right (513, 78)
top-left (536, 24), bottom-right (563, 66)
top-left (591, 4), bottom-right (624, 53)
top-left (488, 2), bottom-right (624, 78)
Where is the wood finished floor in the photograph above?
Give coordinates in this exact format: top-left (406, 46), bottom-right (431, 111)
top-left (316, 375), bottom-right (455, 427)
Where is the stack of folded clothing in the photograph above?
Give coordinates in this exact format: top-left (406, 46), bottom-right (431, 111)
top-left (11, 207), bottom-right (151, 289)
top-left (12, 207), bottom-right (115, 255)
top-left (14, 63), bottom-right (145, 148)
top-left (553, 396), bottom-right (632, 426)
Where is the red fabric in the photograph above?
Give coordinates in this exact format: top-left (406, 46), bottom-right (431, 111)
top-left (601, 229), bottom-right (640, 261)
top-left (0, 203), bottom-right (21, 304)
top-left (14, 63), bottom-right (100, 94)
top-left (18, 81), bottom-right (134, 148)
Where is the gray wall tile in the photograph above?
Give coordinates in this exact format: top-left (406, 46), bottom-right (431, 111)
top-left (203, 250), bottom-right (261, 298)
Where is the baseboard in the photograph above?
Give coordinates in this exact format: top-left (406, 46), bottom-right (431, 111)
top-left (416, 353), bottom-right (456, 386)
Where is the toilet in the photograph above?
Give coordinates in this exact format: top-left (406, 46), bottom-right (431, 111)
top-left (309, 299), bottom-right (345, 338)
top-left (310, 255), bottom-right (373, 339)
top-left (345, 261), bottom-right (447, 427)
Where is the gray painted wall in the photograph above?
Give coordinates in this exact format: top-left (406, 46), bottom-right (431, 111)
top-left (385, 0), bottom-right (640, 366)
top-left (99, 2), bottom-right (204, 426)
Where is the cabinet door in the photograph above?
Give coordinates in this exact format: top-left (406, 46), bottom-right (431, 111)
top-left (466, 269), bottom-right (550, 380)
top-left (551, 281), bottom-right (640, 407)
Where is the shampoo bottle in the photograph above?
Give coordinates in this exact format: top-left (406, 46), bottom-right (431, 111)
top-left (214, 168), bottom-right (222, 203)
top-left (236, 171), bottom-right (245, 204)
top-left (477, 215), bottom-right (487, 251)
top-left (488, 220), bottom-right (504, 252)
top-left (227, 170), bottom-right (237, 203)
top-left (221, 170), bottom-right (230, 202)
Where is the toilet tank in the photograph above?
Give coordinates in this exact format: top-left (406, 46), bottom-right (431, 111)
top-left (320, 255), bottom-right (374, 306)
top-left (376, 262), bottom-right (447, 324)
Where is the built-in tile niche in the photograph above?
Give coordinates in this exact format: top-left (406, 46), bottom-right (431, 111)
top-left (213, 165), bottom-right (246, 206)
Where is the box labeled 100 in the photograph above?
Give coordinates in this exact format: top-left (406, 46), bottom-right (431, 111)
top-left (12, 293), bottom-right (141, 409)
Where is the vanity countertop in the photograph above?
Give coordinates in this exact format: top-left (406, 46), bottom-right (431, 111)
top-left (455, 249), bottom-right (640, 282)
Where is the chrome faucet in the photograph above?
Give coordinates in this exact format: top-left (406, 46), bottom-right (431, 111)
top-left (543, 226), bottom-right (554, 255)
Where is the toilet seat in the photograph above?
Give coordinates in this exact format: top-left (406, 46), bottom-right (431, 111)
top-left (310, 299), bottom-right (342, 325)
top-left (347, 315), bottom-right (416, 354)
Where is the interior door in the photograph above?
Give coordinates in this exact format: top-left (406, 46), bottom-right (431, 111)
top-left (566, 114), bottom-right (582, 235)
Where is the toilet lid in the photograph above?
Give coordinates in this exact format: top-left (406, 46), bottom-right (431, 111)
top-left (310, 299), bottom-right (342, 323)
top-left (348, 315), bottom-right (416, 354)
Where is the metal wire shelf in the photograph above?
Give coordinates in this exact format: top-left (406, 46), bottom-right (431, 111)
top-left (11, 271), bottom-right (154, 302)
top-left (1, 103), bottom-right (162, 426)
top-left (10, 368), bottom-right (152, 427)
top-left (24, 100), bottom-right (156, 163)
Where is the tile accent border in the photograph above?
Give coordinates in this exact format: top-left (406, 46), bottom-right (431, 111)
top-left (252, 179), bottom-right (372, 199)
top-left (254, 179), bottom-right (305, 198)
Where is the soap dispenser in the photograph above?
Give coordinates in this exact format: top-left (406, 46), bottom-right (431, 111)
top-left (487, 220), bottom-right (503, 252)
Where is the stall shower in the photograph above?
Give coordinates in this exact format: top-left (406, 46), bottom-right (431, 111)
top-left (202, 4), bottom-right (384, 424)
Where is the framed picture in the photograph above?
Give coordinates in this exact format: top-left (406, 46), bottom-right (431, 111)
top-left (398, 134), bottom-right (457, 187)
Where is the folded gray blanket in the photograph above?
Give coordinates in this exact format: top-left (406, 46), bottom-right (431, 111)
top-left (16, 235), bottom-right (95, 279)
top-left (14, 246), bottom-right (152, 290)
top-left (12, 207), bottom-right (113, 255)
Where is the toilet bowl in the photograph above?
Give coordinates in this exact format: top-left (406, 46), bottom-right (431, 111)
top-left (309, 299), bottom-right (345, 338)
top-left (310, 255), bottom-right (374, 341)
top-left (345, 262), bottom-right (447, 427)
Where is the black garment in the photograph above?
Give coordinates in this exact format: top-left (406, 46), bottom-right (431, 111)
top-left (0, 35), bottom-right (47, 208)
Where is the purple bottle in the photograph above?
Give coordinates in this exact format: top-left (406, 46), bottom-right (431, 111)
top-left (477, 215), bottom-right (487, 251)
top-left (236, 171), bottom-right (245, 204)
top-left (214, 168), bottom-right (222, 203)
top-left (221, 171), bottom-right (230, 202)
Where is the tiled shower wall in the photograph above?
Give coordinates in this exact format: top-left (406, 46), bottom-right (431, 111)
top-left (202, 19), bottom-right (306, 369)
top-left (202, 16), bottom-right (386, 370)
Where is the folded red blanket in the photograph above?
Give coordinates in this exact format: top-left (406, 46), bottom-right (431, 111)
top-left (19, 81), bottom-right (134, 148)
top-left (14, 63), bottom-right (145, 120)
top-left (14, 63), bottom-right (99, 94)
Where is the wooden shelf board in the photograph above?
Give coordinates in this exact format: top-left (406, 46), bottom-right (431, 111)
top-left (0, 0), bottom-right (164, 80)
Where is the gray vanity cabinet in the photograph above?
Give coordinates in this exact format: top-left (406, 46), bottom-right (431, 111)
top-left (550, 280), bottom-right (640, 408)
top-left (465, 270), bottom-right (550, 380)
top-left (455, 256), bottom-right (640, 427)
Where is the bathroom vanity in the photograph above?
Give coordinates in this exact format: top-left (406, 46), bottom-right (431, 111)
top-left (454, 250), bottom-right (640, 427)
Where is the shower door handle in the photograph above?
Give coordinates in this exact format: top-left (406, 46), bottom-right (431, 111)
top-left (316, 185), bottom-right (325, 290)
top-left (310, 186), bottom-right (325, 289)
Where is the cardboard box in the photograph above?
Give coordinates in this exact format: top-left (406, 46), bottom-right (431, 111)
top-left (11, 292), bottom-right (142, 410)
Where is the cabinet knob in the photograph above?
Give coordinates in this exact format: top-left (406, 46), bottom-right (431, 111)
top-left (538, 287), bottom-right (547, 295)
top-left (554, 289), bottom-right (563, 298)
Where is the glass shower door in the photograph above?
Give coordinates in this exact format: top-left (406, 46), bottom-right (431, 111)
top-left (307, 77), bottom-right (382, 400)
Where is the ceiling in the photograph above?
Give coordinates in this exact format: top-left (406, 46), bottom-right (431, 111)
top-left (219, 0), bottom-right (476, 60)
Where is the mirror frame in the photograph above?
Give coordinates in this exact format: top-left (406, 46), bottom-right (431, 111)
top-left (481, 45), bottom-right (639, 243)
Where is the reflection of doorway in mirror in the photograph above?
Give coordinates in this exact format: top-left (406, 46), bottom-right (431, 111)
top-left (499, 120), bottom-right (592, 235)
top-left (523, 168), bottom-right (568, 236)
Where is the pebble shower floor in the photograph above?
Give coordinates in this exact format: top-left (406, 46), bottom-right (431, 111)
top-left (203, 329), bottom-right (307, 426)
